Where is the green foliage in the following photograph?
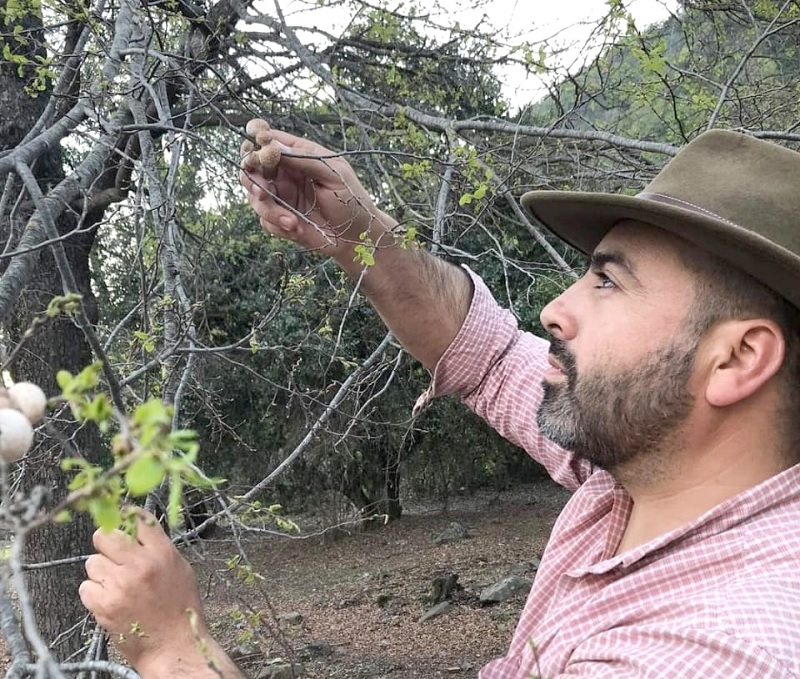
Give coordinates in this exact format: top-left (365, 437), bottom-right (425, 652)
top-left (1, 0), bottom-right (41, 23)
top-left (46, 293), bottom-right (83, 317)
top-left (519, 43), bottom-right (548, 75)
top-left (353, 231), bottom-right (376, 267)
top-left (0, 0), bottom-right (54, 93)
top-left (527, 2), bottom-right (800, 143)
top-left (225, 554), bottom-right (265, 584)
top-left (329, 7), bottom-right (507, 118)
top-left (55, 366), bottom-right (219, 532)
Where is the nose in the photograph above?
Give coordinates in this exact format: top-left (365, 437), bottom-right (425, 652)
top-left (540, 285), bottom-right (578, 341)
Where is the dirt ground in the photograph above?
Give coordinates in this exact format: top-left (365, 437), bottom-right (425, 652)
top-left (187, 481), bottom-right (571, 679)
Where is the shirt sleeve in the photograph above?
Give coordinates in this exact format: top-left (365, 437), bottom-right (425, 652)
top-left (413, 266), bottom-right (591, 491)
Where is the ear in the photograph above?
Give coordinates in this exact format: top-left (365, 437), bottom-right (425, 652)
top-left (704, 320), bottom-right (786, 407)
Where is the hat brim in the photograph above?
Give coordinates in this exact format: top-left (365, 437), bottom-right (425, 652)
top-left (521, 190), bottom-right (800, 309)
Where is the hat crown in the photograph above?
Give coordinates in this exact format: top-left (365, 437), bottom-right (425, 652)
top-left (642, 131), bottom-right (800, 258)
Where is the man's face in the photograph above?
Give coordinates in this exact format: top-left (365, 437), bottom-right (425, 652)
top-left (536, 221), bottom-right (701, 472)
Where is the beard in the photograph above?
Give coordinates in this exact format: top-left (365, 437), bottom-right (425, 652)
top-left (536, 336), bottom-right (697, 472)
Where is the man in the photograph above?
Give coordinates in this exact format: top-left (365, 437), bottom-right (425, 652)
top-left (81, 124), bottom-right (800, 678)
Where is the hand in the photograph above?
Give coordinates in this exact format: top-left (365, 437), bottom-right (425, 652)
top-left (238, 119), bottom-right (471, 372)
top-left (79, 509), bottom-right (209, 675)
top-left (239, 119), bottom-right (395, 259)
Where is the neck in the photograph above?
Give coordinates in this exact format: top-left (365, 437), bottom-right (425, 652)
top-left (613, 410), bottom-right (791, 555)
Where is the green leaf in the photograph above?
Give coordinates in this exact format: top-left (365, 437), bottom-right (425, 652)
top-left (353, 244), bottom-right (375, 267)
top-left (83, 394), bottom-right (113, 429)
top-left (167, 477), bottom-right (184, 527)
top-left (126, 455), bottom-right (165, 496)
top-left (132, 399), bottom-right (173, 447)
top-left (133, 399), bottom-right (172, 428)
top-left (90, 498), bottom-right (122, 532)
top-left (60, 457), bottom-right (87, 472)
top-left (56, 370), bottom-right (73, 391)
top-left (74, 362), bottom-right (102, 391)
top-left (169, 429), bottom-right (199, 456)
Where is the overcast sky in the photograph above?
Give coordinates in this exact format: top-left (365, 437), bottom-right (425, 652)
top-left (280, 0), bottom-right (679, 108)
top-left (488, 0), bottom-right (674, 31)
top-left (472, 0), bottom-right (679, 106)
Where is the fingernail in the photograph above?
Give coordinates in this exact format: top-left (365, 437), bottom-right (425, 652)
top-left (278, 216), bottom-right (293, 229)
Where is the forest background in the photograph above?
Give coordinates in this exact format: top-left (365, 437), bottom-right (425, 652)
top-left (1, 0), bottom-right (799, 673)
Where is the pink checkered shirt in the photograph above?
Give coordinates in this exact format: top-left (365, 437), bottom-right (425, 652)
top-left (416, 269), bottom-right (800, 678)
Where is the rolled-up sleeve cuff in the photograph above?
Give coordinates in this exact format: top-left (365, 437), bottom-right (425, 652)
top-left (413, 266), bottom-right (520, 416)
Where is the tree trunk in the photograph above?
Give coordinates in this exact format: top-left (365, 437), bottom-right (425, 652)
top-left (381, 460), bottom-right (402, 522)
top-left (1, 5), bottom-right (103, 659)
top-left (14, 247), bottom-right (101, 659)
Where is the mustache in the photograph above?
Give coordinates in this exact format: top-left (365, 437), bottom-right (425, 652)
top-left (549, 339), bottom-right (577, 378)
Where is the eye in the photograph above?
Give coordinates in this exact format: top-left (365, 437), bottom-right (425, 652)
top-left (594, 272), bottom-right (616, 289)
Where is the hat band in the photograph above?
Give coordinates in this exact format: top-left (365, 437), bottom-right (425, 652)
top-left (637, 192), bottom-right (740, 230)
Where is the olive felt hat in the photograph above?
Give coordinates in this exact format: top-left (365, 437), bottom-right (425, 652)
top-left (521, 130), bottom-right (800, 309)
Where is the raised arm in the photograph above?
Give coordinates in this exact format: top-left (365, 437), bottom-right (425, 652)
top-left (238, 119), bottom-right (471, 371)
top-left (239, 120), bottom-right (587, 490)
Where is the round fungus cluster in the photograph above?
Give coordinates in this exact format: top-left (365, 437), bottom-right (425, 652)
top-left (0, 382), bottom-right (47, 462)
top-left (241, 121), bottom-right (282, 175)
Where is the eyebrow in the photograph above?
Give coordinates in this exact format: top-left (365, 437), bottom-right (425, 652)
top-left (589, 249), bottom-right (643, 288)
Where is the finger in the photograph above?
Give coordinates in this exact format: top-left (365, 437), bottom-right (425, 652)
top-left (239, 167), bottom-right (303, 230)
top-left (239, 166), bottom-right (273, 193)
top-left (239, 169), bottom-right (274, 201)
top-left (240, 138), bottom-right (255, 157)
top-left (78, 579), bottom-right (103, 614)
top-left (79, 580), bottom-right (125, 635)
top-left (239, 168), bottom-right (256, 193)
top-left (93, 528), bottom-right (139, 563)
top-left (260, 216), bottom-right (298, 240)
top-left (241, 153), bottom-right (260, 174)
top-left (248, 188), bottom-right (300, 233)
top-left (251, 128), bottom-right (346, 186)
top-left (84, 553), bottom-right (115, 583)
top-left (239, 169), bottom-right (255, 192)
top-left (128, 507), bottom-right (171, 548)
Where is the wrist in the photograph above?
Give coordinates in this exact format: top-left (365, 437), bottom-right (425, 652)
top-left (353, 210), bottom-right (399, 248)
top-left (133, 635), bottom-right (230, 679)
top-left (123, 610), bottom-right (220, 679)
top-left (333, 212), bottom-right (397, 272)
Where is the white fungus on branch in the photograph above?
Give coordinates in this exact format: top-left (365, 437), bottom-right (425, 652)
top-left (8, 382), bottom-right (47, 425)
top-left (0, 408), bottom-right (35, 462)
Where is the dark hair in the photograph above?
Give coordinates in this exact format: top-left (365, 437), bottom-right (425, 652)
top-left (681, 248), bottom-right (800, 457)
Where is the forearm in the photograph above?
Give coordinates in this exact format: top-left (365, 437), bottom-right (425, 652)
top-left (333, 210), bottom-right (473, 371)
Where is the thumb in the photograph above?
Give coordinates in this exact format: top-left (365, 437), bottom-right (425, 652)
top-left (125, 507), bottom-right (170, 547)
